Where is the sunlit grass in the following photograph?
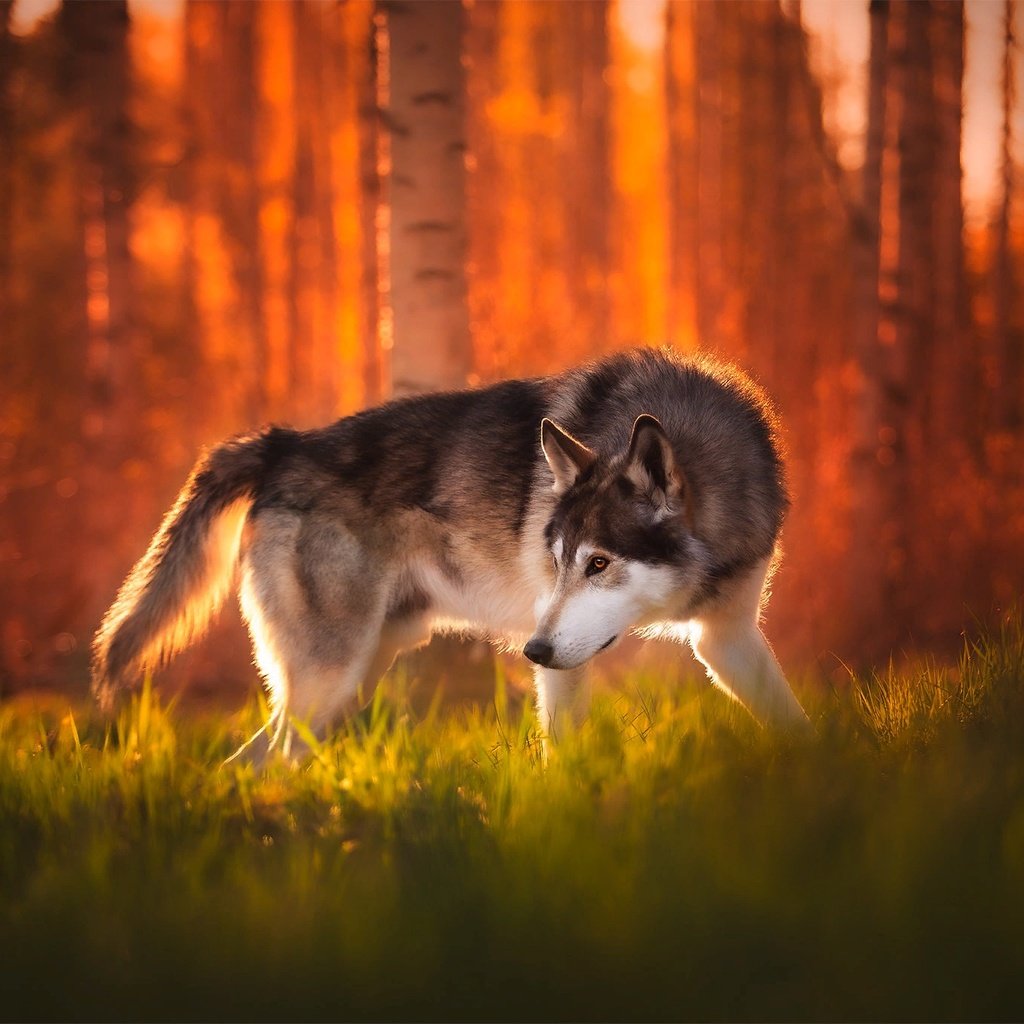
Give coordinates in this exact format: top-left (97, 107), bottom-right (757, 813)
top-left (2, 616), bottom-right (1024, 1021)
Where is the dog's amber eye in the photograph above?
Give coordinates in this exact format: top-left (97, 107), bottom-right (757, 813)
top-left (586, 555), bottom-right (609, 577)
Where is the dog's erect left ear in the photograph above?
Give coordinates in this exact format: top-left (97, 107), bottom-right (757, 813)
top-left (626, 414), bottom-right (689, 520)
top-left (541, 418), bottom-right (596, 495)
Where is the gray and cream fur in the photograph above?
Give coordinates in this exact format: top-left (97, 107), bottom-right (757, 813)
top-left (93, 348), bottom-right (809, 761)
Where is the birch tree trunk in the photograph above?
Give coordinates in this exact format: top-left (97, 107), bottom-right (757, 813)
top-left (385, 0), bottom-right (471, 396)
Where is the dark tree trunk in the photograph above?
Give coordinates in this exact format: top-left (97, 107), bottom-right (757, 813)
top-left (56, 0), bottom-right (140, 614)
top-left (848, 0), bottom-right (891, 643)
top-left (929, 0), bottom-right (968, 448)
top-left (573, 0), bottom-right (611, 356)
top-left (665, 0), bottom-right (699, 351)
top-left (695, 1), bottom-right (723, 352)
top-left (357, 4), bottom-right (384, 406)
top-left (0, 0), bottom-right (14, 338)
top-left (554, 0), bottom-right (610, 365)
top-left (465, 0), bottom-right (502, 380)
top-left (290, 0), bottom-right (319, 425)
top-left (892, 0), bottom-right (939, 625)
top-left (59, 0), bottom-right (138, 454)
top-left (184, 1), bottom-right (267, 429)
top-left (993, 0), bottom-right (1018, 434)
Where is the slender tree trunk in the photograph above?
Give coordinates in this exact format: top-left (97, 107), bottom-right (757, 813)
top-left (59, 0), bottom-right (137, 453)
top-left (186, 1), bottom-right (268, 428)
top-left (665, 0), bottom-right (699, 352)
top-left (930, 0), bottom-right (967, 448)
top-left (768, 8), bottom-right (794, 379)
top-left (465, 0), bottom-right (502, 381)
top-left (898, 0), bottom-right (937, 450)
top-left (182, 2), bottom-right (214, 430)
top-left (575, 0), bottom-right (611, 356)
top-left (289, 0), bottom-right (318, 425)
top-left (225, 2), bottom-right (268, 423)
top-left (531, 2), bottom-right (573, 365)
top-left (848, 0), bottom-right (891, 643)
top-left (356, 3), bottom-right (383, 406)
top-left (695, 1), bottom-right (723, 351)
top-left (253, 2), bottom-right (294, 420)
top-left (57, 0), bottom-right (139, 611)
top-left (737, 1), bottom-right (778, 381)
top-left (892, 0), bottom-right (938, 625)
top-left (714, 2), bottom-right (746, 362)
top-left (307, 0), bottom-right (342, 422)
top-left (385, 0), bottom-right (471, 396)
top-left (993, 0), bottom-right (1017, 434)
top-left (0, 0), bottom-right (14, 338)
top-left (542, 0), bottom-right (607, 367)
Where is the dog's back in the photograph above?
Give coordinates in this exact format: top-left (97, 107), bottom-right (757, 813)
top-left (252, 348), bottom-right (785, 571)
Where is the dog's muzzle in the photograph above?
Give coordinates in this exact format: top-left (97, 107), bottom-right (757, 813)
top-left (523, 638), bottom-right (554, 667)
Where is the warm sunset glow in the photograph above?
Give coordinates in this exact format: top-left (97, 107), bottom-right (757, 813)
top-left (617, 0), bottom-right (667, 54)
top-left (1, 0), bottom-right (1022, 696)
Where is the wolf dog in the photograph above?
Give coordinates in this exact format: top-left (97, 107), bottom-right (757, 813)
top-left (93, 347), bottom-right (809, 761)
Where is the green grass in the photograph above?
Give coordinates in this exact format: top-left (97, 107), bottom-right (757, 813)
top-left (3, 619), bottom-right (1024, 1022)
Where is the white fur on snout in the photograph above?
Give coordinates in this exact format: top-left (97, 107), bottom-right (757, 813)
top-left (537, 561), bottom-right (679, 669)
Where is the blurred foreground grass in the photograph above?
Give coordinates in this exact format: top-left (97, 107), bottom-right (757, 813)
top-left (3, 618), bottom-right (1024, 1022)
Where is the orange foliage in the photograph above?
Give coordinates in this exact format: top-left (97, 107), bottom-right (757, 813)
top-left (0, 0), bottom-right (1022, 697)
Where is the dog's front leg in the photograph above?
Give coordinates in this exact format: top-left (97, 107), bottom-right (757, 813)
top-left (533, 665), bottom-right (591, 747)
top-left (689, 619), bottom-right (810, 732)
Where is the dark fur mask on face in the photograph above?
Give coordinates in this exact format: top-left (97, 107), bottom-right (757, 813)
top-left (540, 415), bottom-right (693, 566)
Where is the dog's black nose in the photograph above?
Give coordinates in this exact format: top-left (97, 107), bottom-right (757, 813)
top-left (523, 638), bottom-right (554, 667)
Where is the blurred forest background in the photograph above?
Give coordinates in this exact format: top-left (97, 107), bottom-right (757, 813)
top-left (1, 0), bottom-right (1023, 700)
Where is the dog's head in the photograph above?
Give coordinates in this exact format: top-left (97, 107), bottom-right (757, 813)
top-left (525, 414), bottom-right (702, 670)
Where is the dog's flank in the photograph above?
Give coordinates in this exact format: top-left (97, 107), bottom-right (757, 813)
top-left (93, 347), bottom-right (809, 756)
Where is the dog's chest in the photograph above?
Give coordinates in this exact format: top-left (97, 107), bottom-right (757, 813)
top-left (414, 546), bottom-right (547, 639)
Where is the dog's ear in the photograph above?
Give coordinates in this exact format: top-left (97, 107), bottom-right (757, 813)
top-left (625, 414), bottom-right (689, 521)
top-left (541, 418), bottom-right (596, 495)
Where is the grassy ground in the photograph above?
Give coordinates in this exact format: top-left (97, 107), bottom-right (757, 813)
top-left (3, 619), bottom-right (1024, 1022)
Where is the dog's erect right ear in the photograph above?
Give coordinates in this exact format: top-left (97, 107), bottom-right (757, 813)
top-left (541, 418), bottom-right (596, 495)
top-left (625, 414), bottom-right (689, 522)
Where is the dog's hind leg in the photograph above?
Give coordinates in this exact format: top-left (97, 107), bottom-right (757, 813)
top-left (279, 615), bottom-right (435, 758)
top-left (688, 559), bottom-right (809, 732)
top-left (229, 510), bottom-right (391, 764)
top-left (534, 664), bottom-right (591, 744)
top-left (231, 579), bottom-right (381, 765)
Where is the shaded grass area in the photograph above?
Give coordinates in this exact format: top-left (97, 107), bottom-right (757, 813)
top-left (3, 619), bottom-right (1024, 1022)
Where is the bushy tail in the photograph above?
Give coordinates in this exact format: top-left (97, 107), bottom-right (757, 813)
top-left (92, 431), bottom-right (274, 708)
